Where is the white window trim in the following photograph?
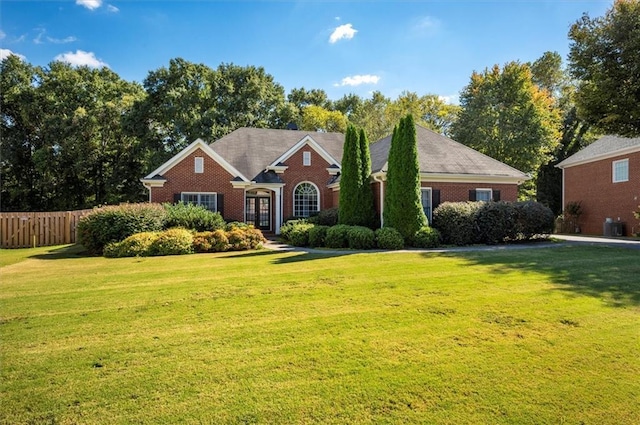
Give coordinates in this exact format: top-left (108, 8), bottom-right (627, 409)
top-left (612, 158), bottom-right (629, 183)
top-left (421, 188), bottom-right (432, 222)
top-left (194, 157), bottom-right (204, 174)
top-left (293, 181), bottom-right (320, 217)
top-left (476, 188), bottom-right (492, 202)
top-left (181, 192), bottom-right (217, 211)
top-left (303, 151), bottom-right (311, 166)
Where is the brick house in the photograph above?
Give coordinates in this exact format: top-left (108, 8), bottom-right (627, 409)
top-left (557, 135), bottom-right (640, 236)
top-left (141, 126), bottom-right (529, 234)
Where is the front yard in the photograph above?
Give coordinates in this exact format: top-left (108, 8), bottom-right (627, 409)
top-left (1, 244), bottom-right (638, 424)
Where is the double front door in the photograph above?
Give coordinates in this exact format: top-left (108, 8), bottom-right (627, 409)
top-left (246, 195), bottom-right (271, 231)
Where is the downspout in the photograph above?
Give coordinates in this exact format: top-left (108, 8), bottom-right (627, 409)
top-left (373, 174), bottom-right (385, 227)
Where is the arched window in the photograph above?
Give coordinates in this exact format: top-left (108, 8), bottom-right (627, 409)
top-left (293, 182), bottom-right (319, 217)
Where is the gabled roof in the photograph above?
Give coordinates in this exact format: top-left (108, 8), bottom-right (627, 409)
top-left (557, 135), bottom-right (640, 168)
top-left (371, 125), bottom-right (528, 180)
top-left (209, 127), bottom-right (344, 181)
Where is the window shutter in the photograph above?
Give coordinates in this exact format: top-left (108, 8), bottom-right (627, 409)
top-left (469, 190), bottom-right (476, 201)
top-left (216, 194), bottom-right (224, 216)
top-left (173, 193), bottom-right (181, 204)
top-left (432, 189), bottom-right (441, 210)
top-left (492, 190), bottom-right (501, 201)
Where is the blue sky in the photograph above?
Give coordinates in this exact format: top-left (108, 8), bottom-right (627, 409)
top-left (1, 0), bottom-right (611, 103)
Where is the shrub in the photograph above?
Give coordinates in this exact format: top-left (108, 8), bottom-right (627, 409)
top-left (163, 202), bottom-right (225, 232)
top-left (432, 202), bottom-right (482, 246)
top-left (375, 227), bottom-right (405, 250)
top-left (325, 224), bottom-right (351, 249)
top-left (315, 208), bottom-right (339, 226)
top-left (412, 226), bottom-right (441, 248)
top-left (308, 225), bottom-right (329, 248)
top-left (475, 201), bottom-right (518, 245)
top-left (148, 228), bottom-right (194, 256)
top-left (227, 225), bottom-right (266, 251)
top-left (515, 201), bottom-right (555, 239)
top-left (192, 230), bottom-right (229, 253)
top-left (78, 203), bottom-right (166, 255)
top-left (347, 226), bottom-right (376, 250)
top-left (103, 231), bottom-right (160, 258)
top-left (288, 222), bottom-right (315, 247)
top-left (279, 219), bottom-right (309, 242)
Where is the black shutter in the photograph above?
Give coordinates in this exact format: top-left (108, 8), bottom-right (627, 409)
top-left (469, 190), bottom-right (476, 201)
top-left (432, 189), bottom-right (441, 210)
top-left (216, 194), bottom-right (224, 217)
top-left (492, 190), bottom-right (501, 201)
top-left (173, 193), bottom-right (181, 204)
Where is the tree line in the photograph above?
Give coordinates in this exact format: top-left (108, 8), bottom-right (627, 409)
top-left (1, 0), bottom-right (638, 213)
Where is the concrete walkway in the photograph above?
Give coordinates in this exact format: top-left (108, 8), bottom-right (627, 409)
top-left (264, 234), bottom-right (640, 253)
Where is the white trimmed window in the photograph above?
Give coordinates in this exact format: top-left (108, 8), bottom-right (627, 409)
top-left (181, 192), bottom-right (217, 211)
top-left (303, 151), bottom-right (311, 166)
top-left (475, 188), bottom-right (492, 202)
top-left (612, 159), bottom-right (629, 183)
top-left (293, 182), bottom-right (319, 217)
top-left (194, 157), bottom-right (204, 173)
top-left (421, 188), bottom-right (432, 223)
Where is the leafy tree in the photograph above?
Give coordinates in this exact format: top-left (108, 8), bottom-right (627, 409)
top-left (358, 128), bottom-right (377, 228)
top-left (349, 91), bottom-right (391, 142)
top-left (452, 62), bottom-right (561, 197)
top-left (568, 0), bottom-right (640, 136)
top-left (386, 91), bottom-right (460, 136)
top-left (334, 93), bottom-right (363, 118)
top-left (300, 105), bottom-right (347, 133)
top-left (383, 115), bottom-right (427, 239)
top-left (338, 125), bottom-right (362, 225)
top-left (287, 87), bottom-right (332, 110)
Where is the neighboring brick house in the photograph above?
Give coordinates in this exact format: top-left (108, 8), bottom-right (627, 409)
top-left (141, 126), bottom-right (529, 234)
top-left (557, 135), bottom-right (640, 236)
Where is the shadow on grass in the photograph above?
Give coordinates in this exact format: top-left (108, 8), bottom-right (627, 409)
top-left (433, 245), bottom-right (640, 307)
top-left (220, 247), bottom-right (358, 264)
top-left (30, 244), bottom-right (92, 260)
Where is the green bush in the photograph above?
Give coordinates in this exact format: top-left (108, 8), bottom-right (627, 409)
top-left (432, 202), bottom-right (482, 246)
top-left (288, 222), bottom-right (315, 247)
top-left (325, 224), bottom-right (351, 249)
top-left (347, 226), bottom-right (376, 250)
top-left (515, 201), bottom-right (555, 239)
top-left (315, 208), bottom-right (339, 226)
top-left (475, 202), bottom-right (518, 245)
top-left (148, 228), bottom-right (194, 256)
top-left (103, 231), bottom-right (160, 258)
top-left (78, 203), bottom-right (166, 255)
top-left (308, 225), bottom-right (329, 248)
top-left (227, 225), bottom-right (266, 251)
top-left (192, 230), bottom-right (229, 253)
top-left (412, 226), bottom-right (441, 248)
top-left (279, 219), bottom-right (309, 242)
top-left (375, 227), bottom-right (405, 250)
top-left (163, 202), bottom-right (225, 232)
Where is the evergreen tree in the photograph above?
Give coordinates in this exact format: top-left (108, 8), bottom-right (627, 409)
top-left (358, 128), bottom-right (377, 228)
top-left (384, 115), bottom-right (427, 239)
top-left (338, 125), bottom-right (362, 225)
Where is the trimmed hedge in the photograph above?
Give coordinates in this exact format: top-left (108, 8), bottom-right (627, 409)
top-left (192, 230), bottom-right (229, 253)
top-left (347, 226), bottom-right (375, 250)
top-left (412, 226), bottom-right (441, 248)
top-left (325, 224), bottom-right (351, 249)
top-left (148, 228), bottom-right (194, 256)
top-left (475, 202), bottom-right (518, 245)
top-left (280, 219), bottom-right (308, 242)
top-left (78, 203), bottom-right (166, 255)
top-left (515, 201), bottom-right (555, 239)
top-left (432, 202), bottom-right (482, 246)
top-left (314, 208), bottom-right (339, 227)
top-left (163, 202), bottom-right (225, 232)
top-left (375, 227), bottom-right (405, 250)
top-left (103, 231), bottom-right (160, 258)
top-left (308, 225), bottom-right (329, 248)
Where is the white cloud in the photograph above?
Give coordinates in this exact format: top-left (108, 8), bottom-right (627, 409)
top-left (1, 49), bottom-right (26, 61)
top-left (54, 50), bottom-right (108, 68)
top-left (334, 74), bottom-right (380, 87)
top-left (34, 29), bottom-right (45, 44)
top-left (439, 94), bottom-right (459, 105)
top-left (47, 35), bottom-right (77, 44)
top-left (76, 0), bottom-right (102, 10)
top-left (412, 16), bottom-right (442, 37)
top-left (0, 30), bottom-right (6, 40)
top-left (329, 23), bottom-right (357, 44)
top-left (107, 4), bottom-right (119, 12)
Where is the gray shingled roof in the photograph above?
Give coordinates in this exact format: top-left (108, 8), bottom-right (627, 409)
top-left (209, 127), bottom-right (344, 181)
top-left (371, 125), bottom-right (528, 178)
top-left (557, 135), bottom-right (640, 168)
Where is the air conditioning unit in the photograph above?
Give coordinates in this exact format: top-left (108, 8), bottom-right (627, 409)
top-left (603, 221), bottom-right (625, 237)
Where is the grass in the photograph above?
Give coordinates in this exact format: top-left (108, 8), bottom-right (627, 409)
top-left (1, 244), bottom-right (639, 424)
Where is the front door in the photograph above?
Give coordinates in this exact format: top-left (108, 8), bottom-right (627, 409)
top-left (245, 196), bottom-right (271, 231)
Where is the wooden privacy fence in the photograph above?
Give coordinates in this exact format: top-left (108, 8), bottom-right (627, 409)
top-left (0, 210), bottom-right (93, 249)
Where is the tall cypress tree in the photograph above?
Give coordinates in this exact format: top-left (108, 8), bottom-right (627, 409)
top-left (338, 125), bottom-right (362, 225)
top-left (358, 128), bottom-right (377, 228)
top-left (384, 114), bottom-right (427, 239)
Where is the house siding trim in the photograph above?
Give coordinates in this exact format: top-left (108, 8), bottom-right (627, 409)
top-left (270, 135), bottom-right (340, 171)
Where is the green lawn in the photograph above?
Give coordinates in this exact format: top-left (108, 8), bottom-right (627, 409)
top-left (1, 244), bottom-right (639, 424)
